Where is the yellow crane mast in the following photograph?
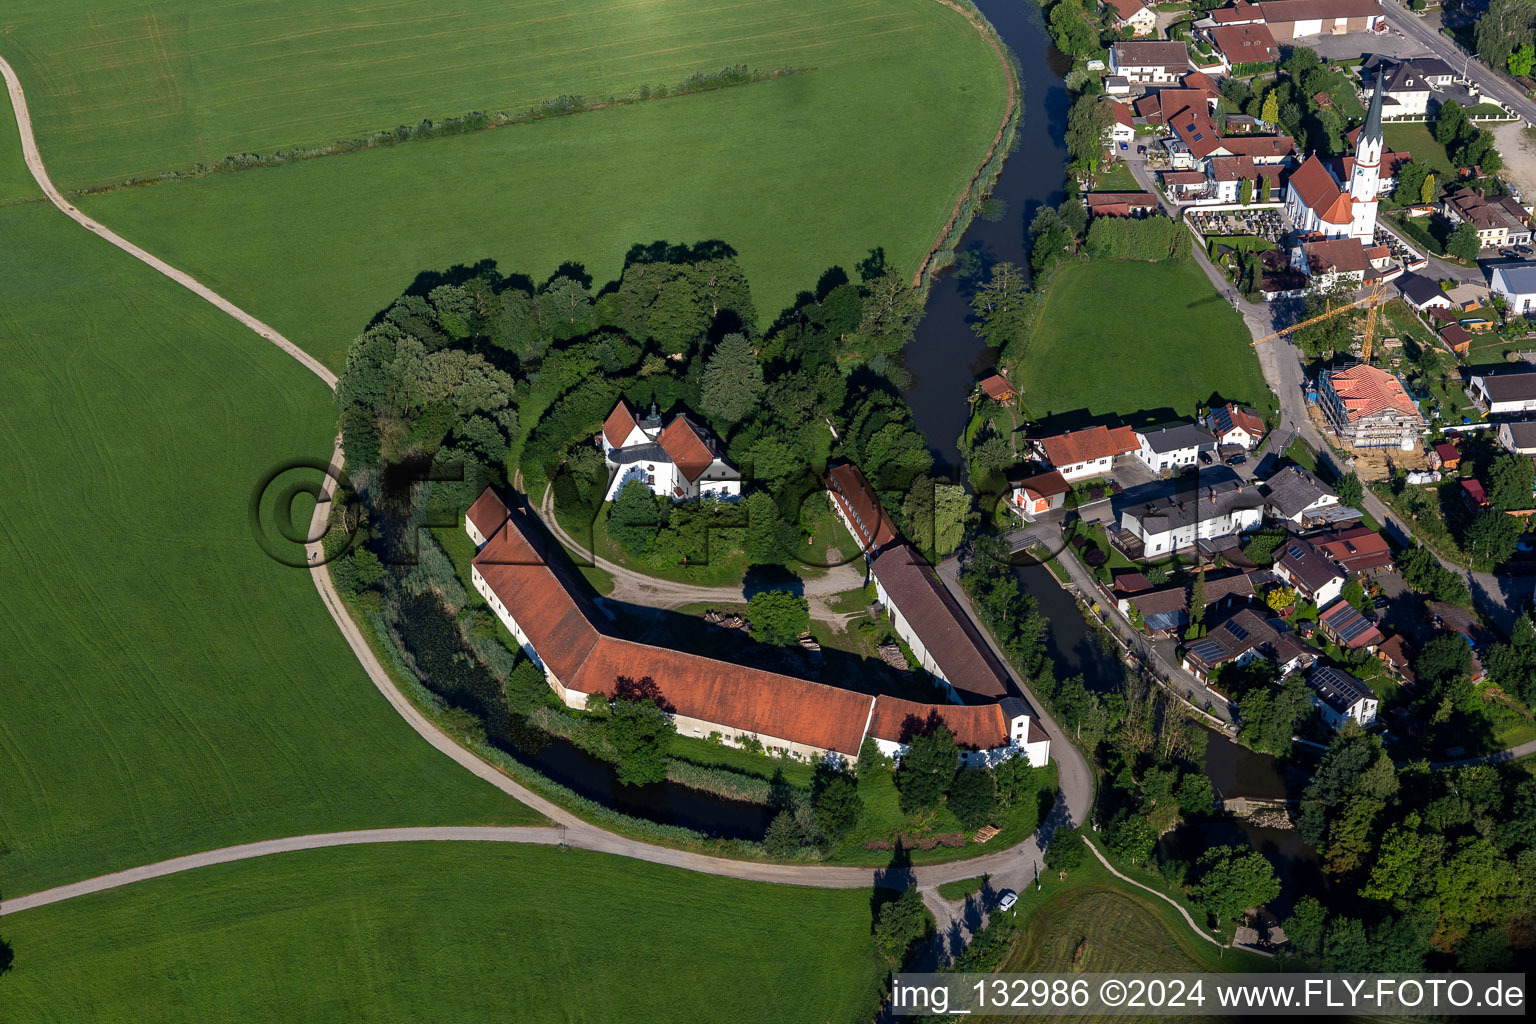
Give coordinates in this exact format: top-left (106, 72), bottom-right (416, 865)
top-left (1250, 277), bottom-right (1389, 362)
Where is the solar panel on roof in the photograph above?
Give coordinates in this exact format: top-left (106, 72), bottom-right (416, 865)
top-left (1227, 622), bottom-right (1249, 642)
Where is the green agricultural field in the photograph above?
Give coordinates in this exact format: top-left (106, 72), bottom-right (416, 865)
top-left (1014, 260), bottom-right (1272, 425)
top-left (0, 178), bottom-right (534, 897)
top-left (42, 0), bottom-right (1007, 369)
top-left (4, 0), bottom-right (993, 191)
top-left (0, 843), bottom-right (887, 1023)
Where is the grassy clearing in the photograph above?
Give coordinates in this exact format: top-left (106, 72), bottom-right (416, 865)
top-left (937, 875), bottom-right (989, 901)
top-left (0, 843), bottom-right (887, 1023)
top-left (4, 0), bottom-right (988, 191)
top-left (59, 1), bottom-right (1007, 369)
top-left (1013, 260), bottom-right (1272, 426)
top-left (0, 172), bottom-right (532, 897)
top-left (1384, 124), bottom-right (1456, 181)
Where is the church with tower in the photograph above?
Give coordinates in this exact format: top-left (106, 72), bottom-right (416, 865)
top-left (1284, 79), bottom-right (1386, 242)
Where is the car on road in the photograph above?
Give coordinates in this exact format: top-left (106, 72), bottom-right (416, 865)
top-left (1120, 142), bottom-right (1128, 151)
top-left (1225, 454), bottom-right (1247, 467)
top-left (1501, 249), bottom-right (1521, 260)
top-left (1373, 595), bottom-right (1390, 609)
top-left (996, 890), bottom-right (1018, 912)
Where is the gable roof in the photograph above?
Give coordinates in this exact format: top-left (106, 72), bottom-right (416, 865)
top-left (602, 398), bottom-right (642, 448)
top-left (1319, 599), bottom-right (1384, 649)
top-left (1324, 364), bottom-right (1420, 422)
top-left (1105, 0), bottom-right (1152, 19)
top-left (466, 488), bottom-right (510, 541)
top-left (1501, 420), bottom-right (1536, 450)
top-left (1264, 465), bottom-right (1336, 519)
top-left (1474, 369), bottom-right (1536, 404)
top-left (1398, 273), bottom-right (1451, 307)
top-left (1308, 663), bottom-right (1377, 712)
top-left (1301, 237), bottom-right (1371, 274)
top-left (1139, 423), bottom-right (1218, 453)
top-left (870, 544), bottom-right (1014, 701)
top-left (657, 415), bottom-right (717, 483)
top-left (867, 696), bottom-right (1009, 751)
top-left (1289, 154), bottom-right (1351, 225)
top-left (1210, 403), bottom-right (1265, 439)
top-left (1015, 469), bottom-right (1071, 502)
top-left (1212, 1), bottom-right (1264, 22)
top-left (1492, 263), bottom-right (1536, 296)
top-left (1209, 22), bottom-right (1277, 63)
top-left (826, 462), bottom-right (899, 553)
top-left (1314, 526), bottom-right (1392, 572)
top-left (1112, 40), bottom-right (1191, 69)
top-left (979, 373), bottom-right (1017, 400)
top-left (1258, 0), bottom-right (1382, 23)
top-left (1276, 537), bottom-right (1345, 594)
top-left (1039, 424), bottom-right (1141, 467)
top-left (1216, 134), bottom-right (1294, 159)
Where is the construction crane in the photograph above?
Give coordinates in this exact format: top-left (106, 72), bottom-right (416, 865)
top-left (1250, 276), bottom-right (1389, 362)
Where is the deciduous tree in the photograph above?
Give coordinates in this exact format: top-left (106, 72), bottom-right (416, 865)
top-left (747, 589), bottom-right (810, 645)
top-left (896, 723), bottom-right (959, 813)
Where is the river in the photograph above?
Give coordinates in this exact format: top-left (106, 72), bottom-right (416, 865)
top-left (901, 0), bottom-right (1071, 475)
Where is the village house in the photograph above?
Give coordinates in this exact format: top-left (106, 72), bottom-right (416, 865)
top-left (1009, 469), bottom-right (1071, 522)
top-left (1469, 369), bottom-right (1536, 415)
top-left (1103, 0), bottom-right (1157, 36)
top-left (1498, 419), bottom-right (1536, 455)
top-left (825, 462), bottom-right (899, 557)
top-left (1273, 537), bottom-right (1346, 607)
top-left (1034, 424), bottom-right (1141, 481)
top-left (1116, 476), bottom-right (1266, 558)
top-left (1181, 606), bottom-right (1318, 683)
top-left (1135, 423), bottom-right (1218, 474)
top-left (1396, 273), bottom-right (1454, 313)
top-left (1313, 525), bottom-right (1393, 575)
top-left (1263, 465), bottom-right (1346, 526)
top-left (1440, 187), bottom-right (1533, 251)
top-left (977, 372), bottom-right (1017, 403)
top-left (1292, 236), bottom-right (1393, 290)
top-left (1377, 634), bottom-right (1417, 687)
top-left (1253, 0), bottom-right (1385, 40)
top-left (1110, 40), bottom-right (1192, 84)
top-left (1491, 264), bottom-right (1536, 316)
top-left (1306, 664), bottom-right (1379, 730)
top-left (1318, 598), bottom-right (1384, 651)
top-left (602, 399), bottom-right (740, 502)
top-left (1085, 192), bottom-right (1159, 218)
top-left (1205, 22), bottom-right (1279, 72)
top-left (1356, 56), bottom-right (1446, 118)
top-left (1317, 363), bottom-right (1425, 450)
top-left (1209, 155), bottom-right (1283, 204)
top-left (466, 486), bottom-right (1053, 768)
top-left (1206, 403), bottom-right (1267, 450)
top-left (1119, 586), bottom-right (1190, 638)
top-left (1104, 100), bottom-right (1136, 154)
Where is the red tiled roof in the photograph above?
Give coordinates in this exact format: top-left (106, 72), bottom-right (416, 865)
top-left (826, 463), bottom-right (899, 552)
top-left (1258, 0), bottom-right (1382, 23)
top-left (1212, 2), bottom-right (1263, 23)
top-left (867, 696), bottom-right (1007, 751)
top-left (1462, 479), bottom-right (1489, 506)
top-left (466, 488), bottom-right (510, 541)
top-left (1039, 425), bottom-right (1140, 467)
top-left (1315, 525), bottom-right (1393, 573)
top-left (1302, 237), bottom-right (1371, 274)
top-left (1216, 135), bottom-right (1294, 159)
top-left (1289, 154), bottom-right (1352, 225)
top-left (1209, 155), bottom-right (1257, 182)
top-left (1016, 469), bottom-right (1070, 501)
top-left (657, 416), bottom-right (714, 483)
top-left (1163, 170), bottom-right (1208, 185)
top-left (603, 398), bottom-right (640, 448)
top-left (1183, 71), bottom-right (1221, 97)
top-left (1327, 364), bottom-right (1418, 421)
top-left (1214, 403), bottom-right (1265, 439)
top-left (1106, 0), bottom-right (1150, 20)
top-left (1209, 23), bottom-right (1277, 63)
top-left (870, 543), bottom-right (1013, 701)
top-left (979, 373), bottom-right (1017, 400)
top-left (1108, 100), bottom-right (1134, 128)
top-left (473, 495), bottom-right (876, 755)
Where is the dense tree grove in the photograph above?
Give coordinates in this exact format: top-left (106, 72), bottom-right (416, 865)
top-left (1286, 725), bottom-right (1536, 970)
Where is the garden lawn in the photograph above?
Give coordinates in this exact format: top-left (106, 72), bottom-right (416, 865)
top-left (0, 842), bottom-right (887, 1023)
top-left (40, 0), bottom-right (1009, 370)
top-left (0, 191), bottom-right (533, 897)
top-left (1384, 124), bottom-right (1456, 181)
top-left (1014, 260), bottom-right (1272, 424)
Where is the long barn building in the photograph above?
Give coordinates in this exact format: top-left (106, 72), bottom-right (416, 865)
top-left (465, 488), bottom-right (1050, 768)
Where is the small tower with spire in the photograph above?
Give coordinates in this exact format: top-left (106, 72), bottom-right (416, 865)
top-left (1349, 78), bottom-right (1386, 240)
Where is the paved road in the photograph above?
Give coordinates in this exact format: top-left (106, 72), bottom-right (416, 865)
top-left (1383, 5), bottom-right (1536, 128)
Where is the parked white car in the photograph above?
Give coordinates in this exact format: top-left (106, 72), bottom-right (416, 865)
top-left (996, 890), bottom-right (1018, 911)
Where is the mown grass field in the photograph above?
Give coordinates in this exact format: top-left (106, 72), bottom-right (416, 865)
top-left (0, 174), bottom-right (534, 897)
top-left (983, 853), bottom-right (1271, 1023)
top-left (53, 0), bottom-right (1006, 369)
top-left (0, 843), bottom-right (887, 1023)
top-left (4, 0), bottom-right (992, 191)
top-left (1014, 260), bottom-right (1273, 426)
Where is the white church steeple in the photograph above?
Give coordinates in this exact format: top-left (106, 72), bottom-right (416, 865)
top-left (1348, 80), bottom-right (1385, 240)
